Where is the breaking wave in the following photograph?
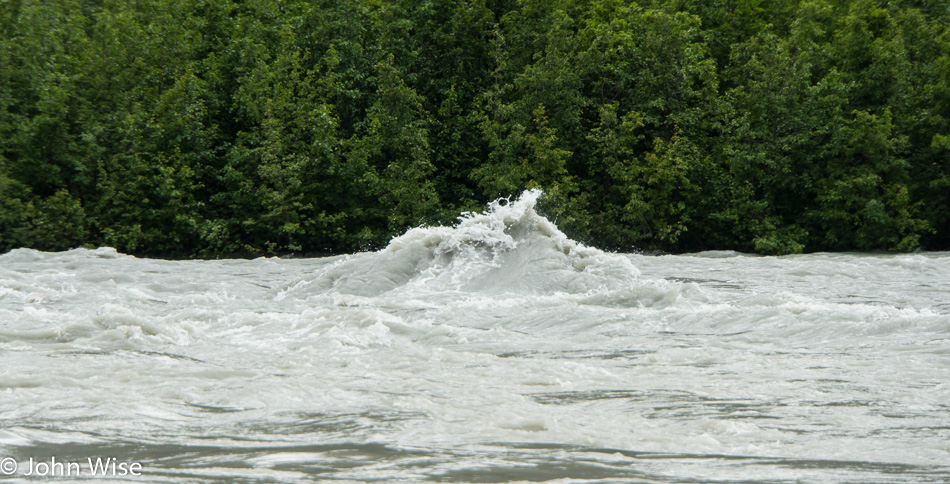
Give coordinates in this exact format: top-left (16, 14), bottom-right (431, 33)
top-left (288, 189), bottom-right (684, 308)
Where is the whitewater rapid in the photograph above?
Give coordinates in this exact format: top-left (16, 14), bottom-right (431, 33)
top-left (1, 190), bottom-right (948, 482)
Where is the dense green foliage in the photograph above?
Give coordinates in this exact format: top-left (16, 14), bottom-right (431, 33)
top-left (1, 0), bottom-right (948, 256)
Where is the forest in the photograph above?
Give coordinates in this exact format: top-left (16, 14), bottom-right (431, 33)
top-left (1, 0), bottom-right (948, 257)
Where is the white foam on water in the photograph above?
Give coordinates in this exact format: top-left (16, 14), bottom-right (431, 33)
top-left (290, 189), bottom-right (652, 303)
top-left (1, 190), bottom-right (949, 482)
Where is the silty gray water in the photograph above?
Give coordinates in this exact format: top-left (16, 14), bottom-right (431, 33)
top-left (1, 190), bottom-right (948, 482)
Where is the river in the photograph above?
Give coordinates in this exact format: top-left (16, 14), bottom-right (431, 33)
top-left (1, 190), bottom-right (948, 482)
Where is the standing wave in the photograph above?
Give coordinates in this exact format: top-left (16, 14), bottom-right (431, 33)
top-left (291, 190), bottom-right (683, 307)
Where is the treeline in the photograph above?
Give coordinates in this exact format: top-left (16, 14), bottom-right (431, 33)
top-left (1, 0), bottom-right (948, 256)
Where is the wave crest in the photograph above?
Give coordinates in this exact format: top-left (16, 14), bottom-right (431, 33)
top-left (301, 190), bottom-right (648, 300)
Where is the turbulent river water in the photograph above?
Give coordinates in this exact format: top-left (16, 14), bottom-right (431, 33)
top-left (1, 190), bottom-right (949, 483)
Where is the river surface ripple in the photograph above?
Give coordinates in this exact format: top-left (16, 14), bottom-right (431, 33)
top-left (1, 194), bottom-right (949, 483)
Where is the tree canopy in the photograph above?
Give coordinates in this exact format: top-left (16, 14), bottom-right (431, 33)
top-left (1, 0), bottom-right (948, 256)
